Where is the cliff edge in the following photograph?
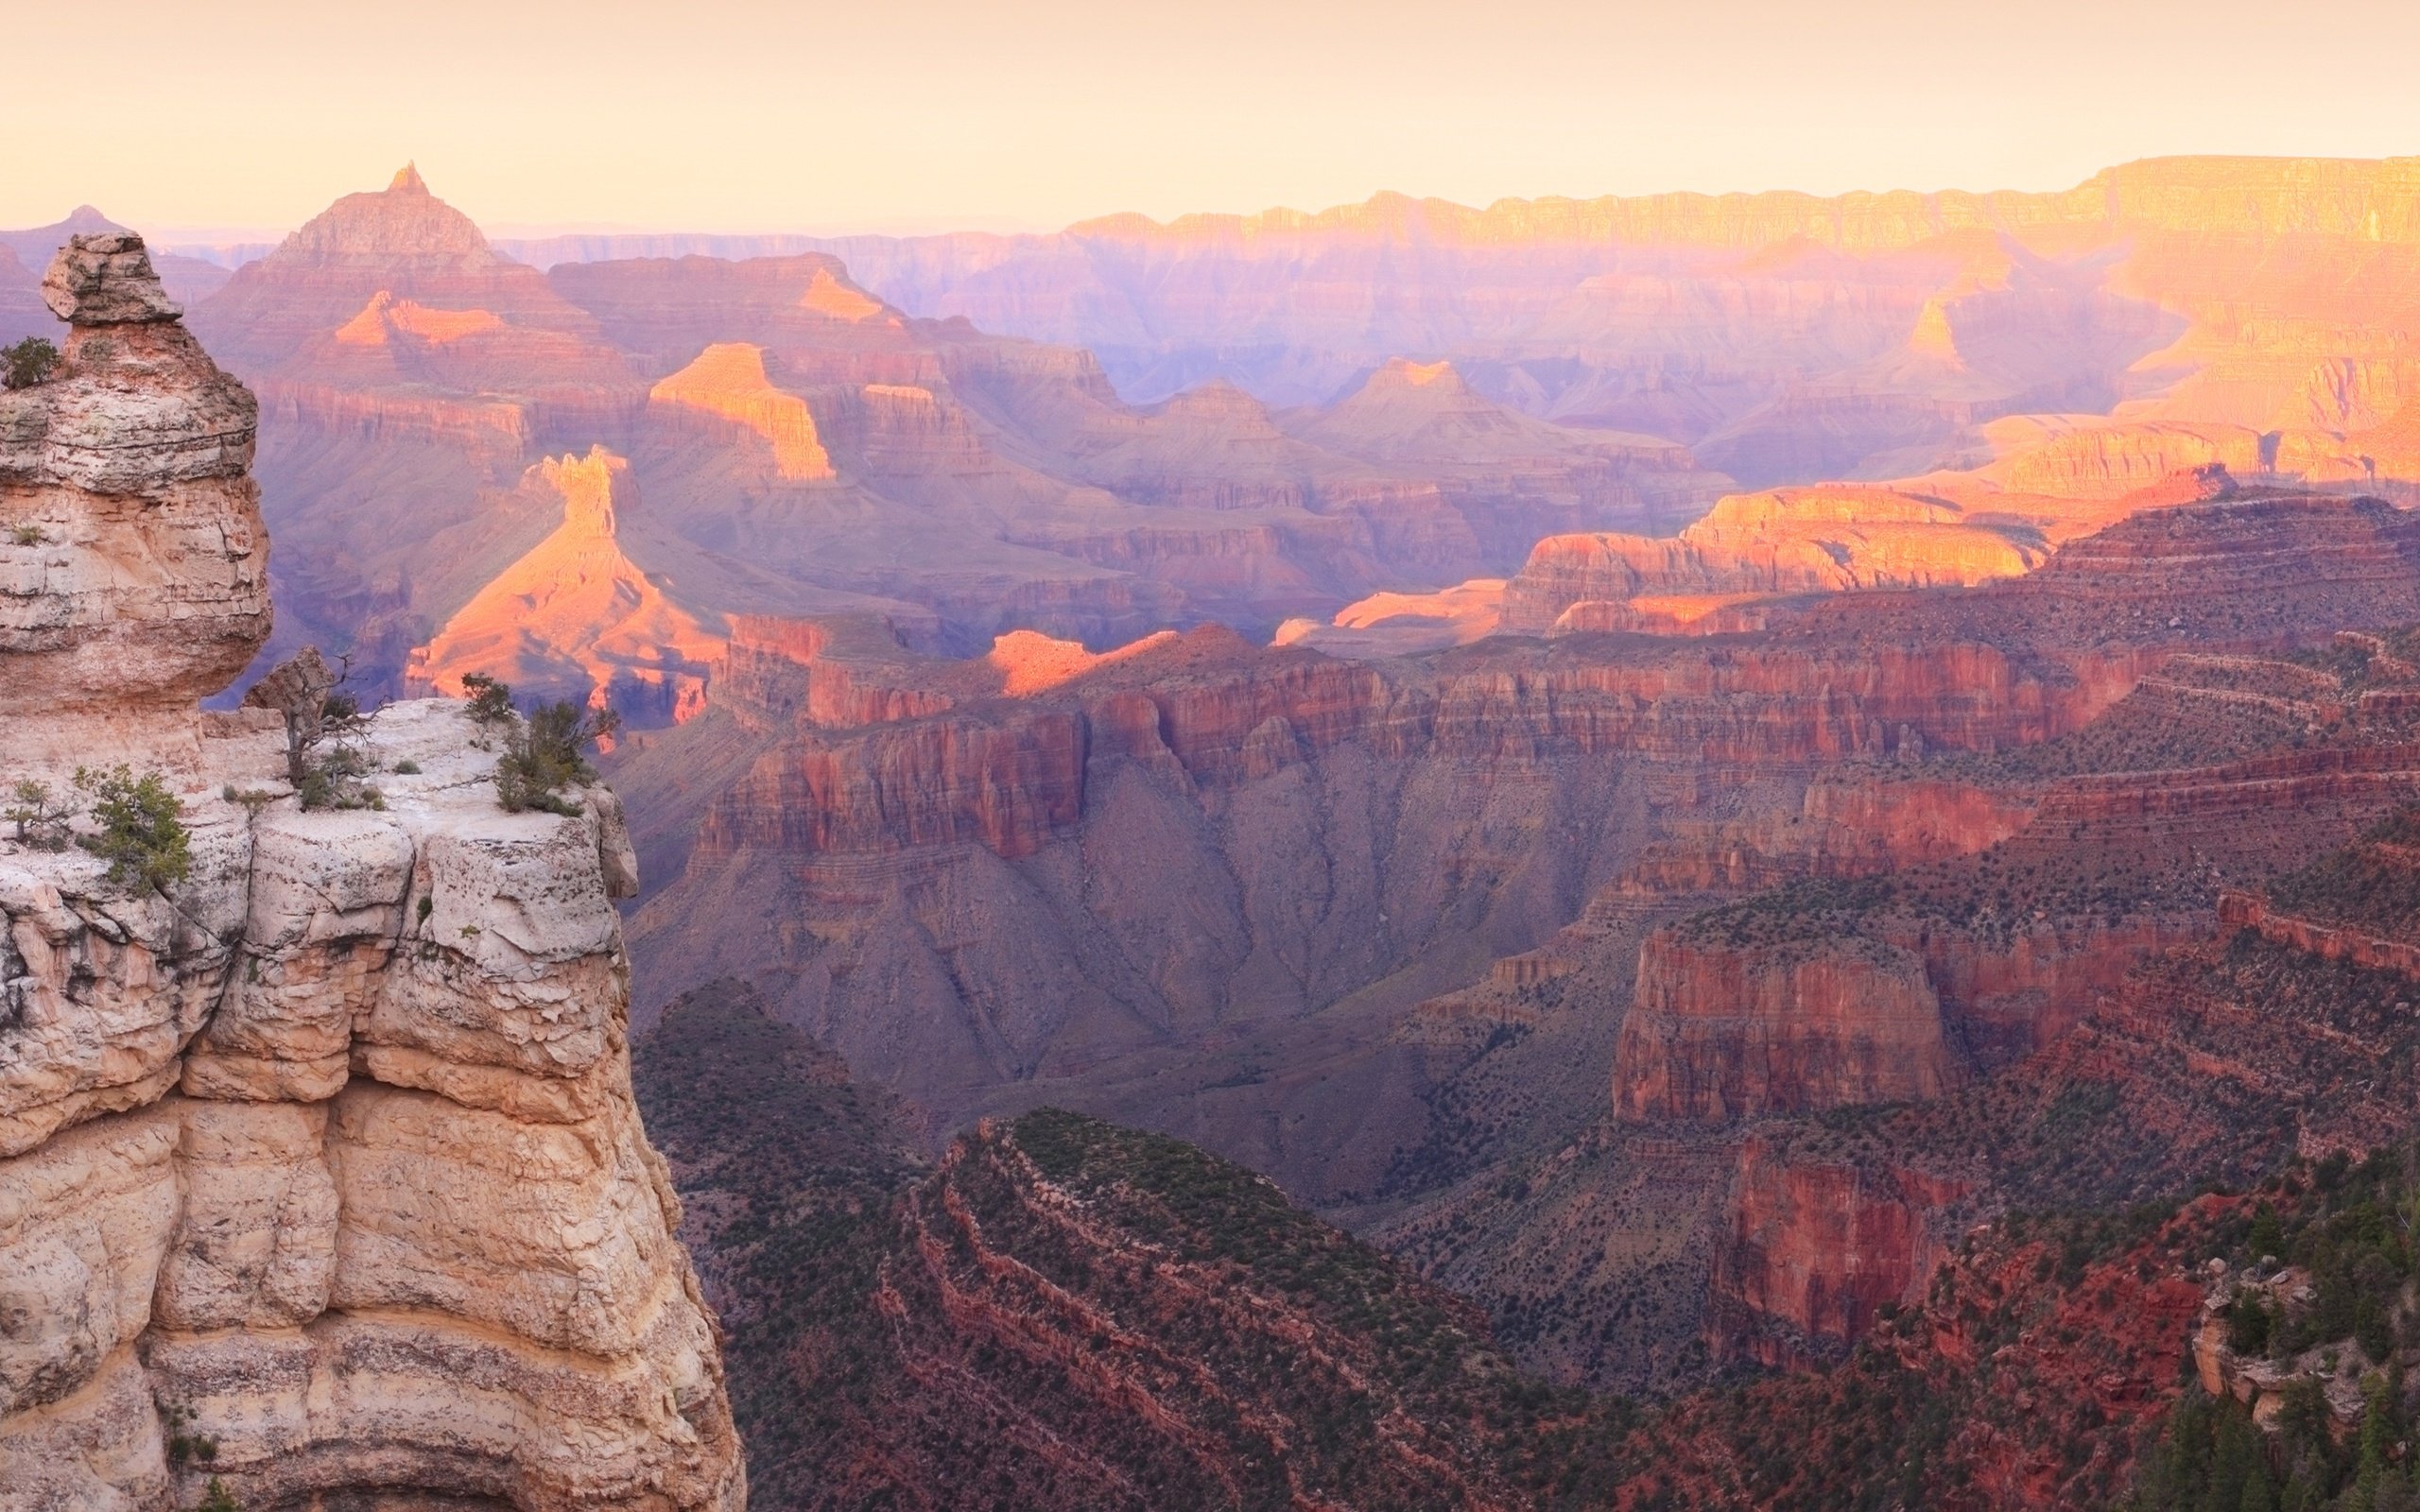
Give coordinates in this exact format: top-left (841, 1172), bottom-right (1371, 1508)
top-left (0, 237), bottom-right (744, 1509)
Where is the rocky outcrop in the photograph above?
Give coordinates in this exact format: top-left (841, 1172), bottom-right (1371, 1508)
top-left (1705, 1138), bottom-right (1970, 1366)
top-left (2001, 422), bottom-right (2269, 498)
top-left (1615, 934), bottom-right (1963, 1122)
top-left (646, 343), bottom-right (836, 481)
top-left (0, 237), bottom-right (741, 1512)
top-left (1614, 742), bottom-right (2420, 1130)
top-left (2221, 889), bottom-right (2420, 977)
top-left (1, 232), bottom-right (268, 762)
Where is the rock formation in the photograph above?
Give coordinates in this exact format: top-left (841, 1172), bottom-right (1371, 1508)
top-left (406, 447), bottom-right (725, 725)
top-left (1499, 484), bottom-right (2048, 634)
top-left (0, 237), bottom-right (741, 1510)
top-left (2, 233), bottom-right (268, 767)
top-left (646, 345), bottom-right (835, 481)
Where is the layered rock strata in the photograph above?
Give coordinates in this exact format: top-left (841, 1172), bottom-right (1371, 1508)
top-left (0, 237), bottom-right (742, 1511)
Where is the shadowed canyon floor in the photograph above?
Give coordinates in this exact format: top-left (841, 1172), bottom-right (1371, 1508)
top-left (640, 800), bottom-right (2420, 1509)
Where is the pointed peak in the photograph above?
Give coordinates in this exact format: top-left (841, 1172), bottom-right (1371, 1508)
top-left (390, 163), bottom-right (428, 194)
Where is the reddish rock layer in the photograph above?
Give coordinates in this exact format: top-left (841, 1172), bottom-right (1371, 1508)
top-left (1706, 1138), bottom-right (1972, 1367)
top-left (1616, 935), bottom-right (1962, 1122)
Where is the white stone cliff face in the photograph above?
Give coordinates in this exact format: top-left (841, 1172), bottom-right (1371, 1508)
top-left (0, 236), bottom-right (745, 1509)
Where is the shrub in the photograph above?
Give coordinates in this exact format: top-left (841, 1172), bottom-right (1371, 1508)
top-left (198, 1478), bottom-right (241, 1512)
top-left (5, 778), bottom-right (73, 850)
top-left (494, 700), bottom-right (620, 816)
top-left (2, 335), bottom-right (58, 389)
top-left (460, 672), bottom-right (517, 733)
top-left (391, 759), bottom-right (421, 775)
top-left (8, 522), bottom-right (44, 545)
top-left (162, 1403), bottom-right (218, 1468)
top-left (75, 765), bottom-right (191, 892)
top-left (2224, 1293), bottom-right (2271, 1355)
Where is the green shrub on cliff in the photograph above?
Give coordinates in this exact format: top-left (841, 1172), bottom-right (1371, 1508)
top-left (493, 699), bottom-right (620, 816)
top-left (4, 778), bottom-right (73, 850)
top-left (74, 765), bottom-right (191, 892)
top-left (2, 335), bottom-right (58, 389)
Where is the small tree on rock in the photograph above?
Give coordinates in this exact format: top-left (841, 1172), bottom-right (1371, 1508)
top-left (494, 697), bottom-right (620, 816)
top-left (4, 779), bottom-right (73, 850)
top-left (459, 672), bottom-right (517, 742)
top-left (2, 336), bottom-right (59, 389)
top-left (242, 646), bottom-right (382, 810)
top-left (75, 765), bottom-right (191, 893)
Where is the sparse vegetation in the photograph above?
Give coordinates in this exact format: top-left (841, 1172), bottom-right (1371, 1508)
top-left (8, 522), bottom-right (45, 546)
top-left (162, 1403), bottom-right (218, 1469)
top-left (459, 672), bottom-right (516, 734)
top-left (5, 778), bottom-right (73, 850)
top-left (493, 697), bottom-right (619, 816)
top-left (390, 758), bottom-right (421, 775)
top-left (74, 765), bottom-right (190, 892)
top-left (250, 647), bottom-right (384, 810)
top-left (293, 689), bottom-right (381, 811)
top-left (458, 672), bottom-right (619, 813)
top-left (2266, 803), bottom-right (2420, 941)
top-left (197, 1478), bottom-right (242, 1512)
top-left (2, 335), bottom-right (58, 389)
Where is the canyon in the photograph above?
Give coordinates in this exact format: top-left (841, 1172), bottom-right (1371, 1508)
top-left (636, 811), bottom-right (2420, 1507)
top-left (28, 153), bottom-right (2420, 718)
top-left (605, 490), bottom-right (2420, 1406)
top-left (0, 237), bottom-right (740, 1508)
top-left (16, 149), bottom-right (2420, 1507)
top-left (144, 167), bottom-right (1720, 704)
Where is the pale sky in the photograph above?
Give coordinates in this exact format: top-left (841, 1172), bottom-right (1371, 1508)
top-left (11, 0), bottom-right (2420, 237)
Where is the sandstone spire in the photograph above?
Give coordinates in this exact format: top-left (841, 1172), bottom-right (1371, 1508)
top-left (389, 159), bottom-right (428, 193)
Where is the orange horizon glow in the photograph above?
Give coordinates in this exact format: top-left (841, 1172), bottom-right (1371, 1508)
top-left (11, 0), bottom-right (2420, 240)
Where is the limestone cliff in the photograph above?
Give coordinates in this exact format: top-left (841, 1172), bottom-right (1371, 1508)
top-left (0, 237), bottom-right (742, 1510)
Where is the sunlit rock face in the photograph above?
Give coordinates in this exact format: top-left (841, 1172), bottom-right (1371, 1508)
top-left (646, 343), bottom-right (836, 480)
top-left (184, 167), bottom-right (648, 695)
top-left (1499, 485), bottom-right (2052, 635)
top-left (0, 236), bottom-right (743, 1512)
top-left (406, 446), bottom-right (725, 727)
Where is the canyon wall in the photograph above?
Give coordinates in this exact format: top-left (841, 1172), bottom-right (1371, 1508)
top-left (0, 237), bottom-right (741, 1510)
